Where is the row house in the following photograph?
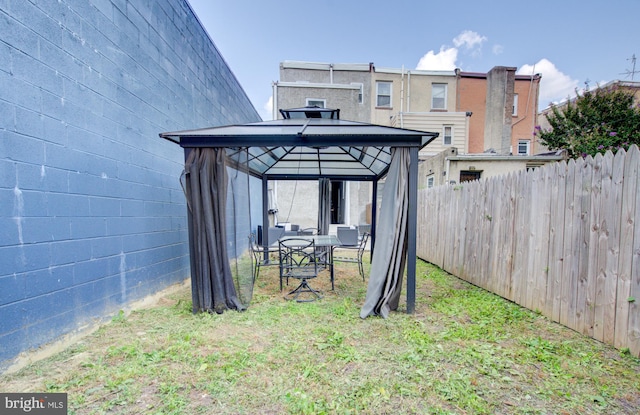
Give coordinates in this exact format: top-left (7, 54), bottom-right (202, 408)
top-left (270, 61), bottom-right (561, 229)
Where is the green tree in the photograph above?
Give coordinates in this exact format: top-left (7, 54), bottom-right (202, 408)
top-left (537, 86), bottom-right (640, 158)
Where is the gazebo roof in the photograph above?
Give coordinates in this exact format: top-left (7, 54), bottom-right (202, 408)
top-left (160, 118), bottom-right (438, 181)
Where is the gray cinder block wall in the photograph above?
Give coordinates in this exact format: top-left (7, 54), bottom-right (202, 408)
top-left (0, 0), bottom-right (260, 371)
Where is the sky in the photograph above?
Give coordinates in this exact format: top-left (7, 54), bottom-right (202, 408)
top-left (187, 0), bottom-right (640, 121)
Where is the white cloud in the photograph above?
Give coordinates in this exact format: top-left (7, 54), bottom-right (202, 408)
top-left (453, 30), bottom-right (487, 58)
top-left (416, 30), bottom-right (488, 70)
top-left (517, 58), bottom-right (579, 108)
top-left (416, 46), bottom-right (458, 70)
top-left (262, 95), bottom-right (273, 120)
top-left (415, 34), bottom-right (580, 111)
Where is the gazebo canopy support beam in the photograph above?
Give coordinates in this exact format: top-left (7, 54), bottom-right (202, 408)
top-left (406, 147), bottom-right (419, 314)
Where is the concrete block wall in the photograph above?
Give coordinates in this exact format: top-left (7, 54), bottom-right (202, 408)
top-left (0, 0), bottom-right (260, 371)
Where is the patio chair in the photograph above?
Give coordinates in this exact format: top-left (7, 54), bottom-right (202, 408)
top-left (268, 226), bottom-right (286, 242)
top-left (281, 224), bottom-right (300, 237)
top-left (337, 227), bottom-right (359, 246)
top-left (279, 238), bottom-right (322, 302)
top-left (332, 232), bottom-right (370, 281)
top-left (295, 227), bottom-right (325, 265)
top-left (248, 233), bottom-right (280, 282)
top-left (357, 224), bottom-right (371, 240)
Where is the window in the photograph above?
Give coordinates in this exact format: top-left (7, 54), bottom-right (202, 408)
top-left (306, 98), bottom-right (325, 108)
top-left (427, 175), bottom-right (434, 188)
top-left (352, 83), bottom-right (363, 104)
top-left (431, 83), bottom-right (447, 110)
top-left (376, 82), bottom-right (392, 107)
top-left (443, 125), bottom-right (453, 146)
top-left (526, 162), bottom-right (544, 171)
top-left (512, 93), bottom-right (519, 116)
top-left (518, 140), bottom-right (530, 155)
top-left (460, 170), bottom-right (481, 182)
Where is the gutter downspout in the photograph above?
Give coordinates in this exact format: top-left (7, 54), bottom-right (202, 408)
top-left (445, 157), bottom-right (451, 185)
top-left (465, 111), bottom-right (472, 156)
top-left (511, 66), bottom-right (536, 150)
top-left (407, 71), bottom-right (411, 112)
top-left (401, 65), bottom-right (404, 114)
top-left (512, 70), bottom-right (534, 128)
top-left (272, 81), bottom-right (278, 120)
top-left (400, 65), bottom-right (404, 128)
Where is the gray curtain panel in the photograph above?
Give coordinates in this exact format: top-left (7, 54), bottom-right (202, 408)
top-left (183, 148), bottom-right (244, 314)
top-left (318, 178), bottom-right (331, 235)
top-left (360, 148), bottom-right (409, 318)
top-left (316, 178), bottom-right (332, 259)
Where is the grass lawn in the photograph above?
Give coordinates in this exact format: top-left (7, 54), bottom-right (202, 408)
top-left (1, 259), bottom-right (639, 414)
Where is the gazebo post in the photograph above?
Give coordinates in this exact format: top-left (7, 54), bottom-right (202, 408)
top-left (370, 178), bottom-right (378, 255)
top-left (406, 146), bottom-right (419, 314)
top-left (261, 176), bottom-right (270, 261)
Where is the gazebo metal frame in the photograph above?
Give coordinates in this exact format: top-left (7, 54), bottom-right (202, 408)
top-left (160, 115), bottom-right (438, 313)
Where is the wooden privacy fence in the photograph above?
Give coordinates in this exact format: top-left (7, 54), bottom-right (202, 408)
top-left (417, 145), bottom-right (640, 356)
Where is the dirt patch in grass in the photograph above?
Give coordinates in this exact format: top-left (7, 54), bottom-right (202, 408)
top-left (1, 260), bottom-right (639, 414)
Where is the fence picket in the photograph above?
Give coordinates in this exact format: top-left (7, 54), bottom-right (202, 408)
top-left (524, 167), bottom-right (539, 311)
top-left (480, 180), bottom-right (493, 291)
top-left (443, 186), bottom-right (456, 270)
top-left (548, 161), bottom-right (567, 322)
top-left (604, 149), bottom-right (624, 345)
top-left (589, 153), bottom-right (604, 340)
top-left (616, 147), bottom-right (638, 349)
top-left (561, 159), bottom-right (578, 329)
top-left (488, 177), bottom-right (504, 296)
top-left (504, 172), bottom-right (517, 299)
top-left (533, 164), bottom-right (552, 315)
top-left (457, 185), bottom-right (469, 277)
top-left (629, 154), bottom-right (640, 357)
top-left (576, 157), bottom-right (594, 336)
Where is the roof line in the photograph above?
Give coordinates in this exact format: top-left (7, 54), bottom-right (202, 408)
top-left (275, 81), bottom-right (361, 90)
top-left (281, 61), bottom-right (371, 71)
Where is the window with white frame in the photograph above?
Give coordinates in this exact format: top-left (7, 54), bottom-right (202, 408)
top-left (376, 81), bottom-right (392, 107)
top-left (427, 175), bottom-right (435, 188)
top-left (443, 125), bottom-right (453, 145)
top-left (431, 83), bottom-right (447, 110)
top-left (306, 98), bottom-right (325, 108)
top-left (512, 93), bottom-right (519, 116)
top-left (352, 83), bottom-right (363, 104)
top-left (518, 139), bottom-right (530, 155)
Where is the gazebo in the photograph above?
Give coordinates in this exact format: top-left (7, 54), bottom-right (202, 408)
top-left (160, 109), bottom-right (438, 317)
